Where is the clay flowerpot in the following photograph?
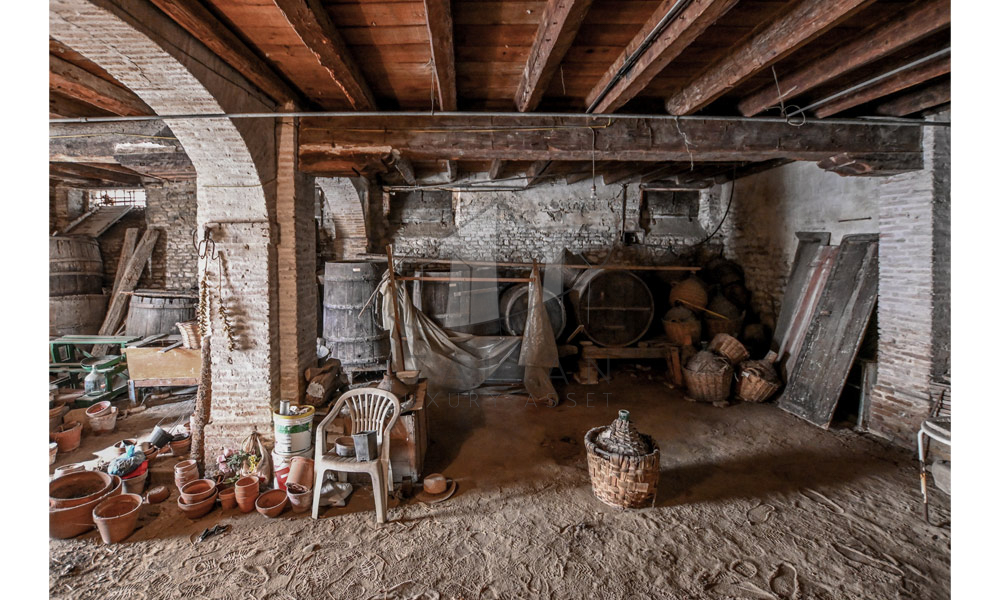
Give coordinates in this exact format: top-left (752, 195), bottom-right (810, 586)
top-left (49, 442), bottom-right (58, 465)
top-left (180, 479), bottom-right (218, 504)
top-left (169, 434), bottom-right (191, 456)
top-left (177, 490), bottom-right (217, 520)
top-left (49, 470), bottom-right (114, 509)
top-left (235, 476), bottom-right (260, 495)
top-left (255, 489), bottom-right (288, 518)
top-left (219, 488), bottom-right (238, 510)
top-left (174, 459), bottom-right (198, 475)
top-left (53, 463), bottom-right (85, 479)
top-left (88, 406), bottom-right (118, 435)
top-left (138, 442), bottom-right (159, 459)
top-left (51, 421), bottom-right (83, 453)
top-left (49, 476), bottom-right (122, 540)
top-left (285, 483), bottom-right (313, 514)
top-left (85, 401), bottom-right (112, 418)
top-left (286, 457), bottom-right (315, 490)
top-left (146, 485), bottom-right (169, 504)
top-left (93, 493), bottom-right (143, 544)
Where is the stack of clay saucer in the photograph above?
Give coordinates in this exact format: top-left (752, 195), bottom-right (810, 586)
top-left (174, 459), bottom-right (199, 491)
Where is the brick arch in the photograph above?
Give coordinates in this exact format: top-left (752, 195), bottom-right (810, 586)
top-left (50, 0), bottom-right (279, 449)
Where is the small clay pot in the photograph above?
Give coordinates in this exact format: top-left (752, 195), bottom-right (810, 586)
top-left (146, 485), bottom-right (169, 504)
top-left (423, 474), bottom-right (448, 495)
top-left (219, 488), bottom-right (237, 510)
top-left (174, 459), bottom-right (198, 475)
top-left (255, 489), bottom-right (288, 518)
top-left (52, 463), bottom-right (85, 479)
top-left (169, 434), bottom-right (191, 456)
top-left (180, 479), bottom-right (217, 504)
top-left (177, 490), bottom-right (217, 519)
top-left (85, 401), bottom-right (112, 418)
top-left (51, 421), bottom-right (83, 453)
top-left (236, 492), bottom-right (258, 513)
top-left (285, 483), bottom-right (313, 514)
top-left (49, 442), bottom-right (58, 465)
top-left (286, 457), bottom-right (315, 490)
top-left (93, 493), bottom-right (142, 544)
top-left (235, 476), bottom-right (260, 495)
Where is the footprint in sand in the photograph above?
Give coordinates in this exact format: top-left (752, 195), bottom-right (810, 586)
top-left (769, 563), bottom-right (799, 599)
top-left (731, 560), bottom-right (759, 578)
top-left (832, 542), bottom-right (905, 577)
top-left (747, 504), bottom-right (776, 525)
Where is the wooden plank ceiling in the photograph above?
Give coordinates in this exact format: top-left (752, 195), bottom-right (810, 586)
top-left (50, 0), bottom-right (950, 187)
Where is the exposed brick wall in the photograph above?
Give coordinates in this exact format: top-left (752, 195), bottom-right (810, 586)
top-left (96, 208), bottom-right (150, 288)
top-left (316, 177), bottom-right (368, 260)
top-left (144, 180), bottom-right (198, 290)
top-left (49, 185), bottom-right (85, 233)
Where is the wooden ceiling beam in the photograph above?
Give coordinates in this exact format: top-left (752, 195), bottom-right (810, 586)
top-left (273, 0), bottom-right (376, 110)
top-left (50, 91), bottom-right (116, 119)
top-left (488, 159), bottom-right (506, 180)
top-left (445, 160), bottom-right (459, 182)
top-left (298, 114), bottom-right (921, 165)
top-left (50, 56), bottom-right (150, 117)
top-left (876, 79), bottom-right (950, 117)
top-left (516, 0), bottom-right (595, 112)
top-left (524, 161), bottom-right (552, 187)
top-left (423, 0), bottom-right (457, 111)
top-left (666, 0), bottom-right (874, 115)
top-left (585, 0), bottom-right (738, 114)
top-left (739, 0), bottom-right (950, 117)
top-left (50, 162), bottom-right (144, 187)
top-left (814, 54), bottom-right (950, 118)
top-left (149, 0), bottom-right (299, 105)
top-left (817, 152), bottom-right (923, 176)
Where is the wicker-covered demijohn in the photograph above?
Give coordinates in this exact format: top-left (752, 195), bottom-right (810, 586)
top-left (662, 306), bottom-right (702, 346)
top-left (708, 333), bottom-right (749, 364)
top-left (735, 359), bottom-right (782, 403)
top-left (683, 351), bottom-right (733, 404)
top-left (585, 410), bottom-right (660, 509)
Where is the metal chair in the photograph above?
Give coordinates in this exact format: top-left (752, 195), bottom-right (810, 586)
top-left (918, 388), bottom-right (951, 523)
top-left (311, 387), bottom-right (400, 524)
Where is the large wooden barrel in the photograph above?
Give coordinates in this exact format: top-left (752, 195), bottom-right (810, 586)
top-left (124, 290), bottom-right (198, 337)
top-left (49, 294), bottom-right (108, 336)
top-left (570, 269), bottom-right (654, 347)
top-left (498, 283), bottom-right (566, 339)
top-left (50, 236), bottom-right (104, 296)
top-left (322, 261), bottom-right (390, 366)
top-left (412, 267), bottom-right (501, 335)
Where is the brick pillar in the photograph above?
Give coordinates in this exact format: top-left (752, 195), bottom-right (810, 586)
top-left (50, 185), bottom-right (85, 233)
top-left (275, 115), bottom-right (317, 403)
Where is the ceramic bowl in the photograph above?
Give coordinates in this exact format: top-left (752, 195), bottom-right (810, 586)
top-left (255, 489), bottom-right (288, 518)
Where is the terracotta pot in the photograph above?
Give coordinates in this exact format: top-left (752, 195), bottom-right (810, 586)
top-left (169, 434), bottom-right (191, 456)
top-left (180, 479), bottom-right (218, 504)
top-left (255, 489), bottom-right (288, 518)
top-left (235, 476), bottom-right (260, 495)
top-left (146, 485), bottom-right (169, 504)
top-left (123, 471), bottom-right (148, 495)
top-left (93, 493), bottom-right (142, 544)
top-left (53, 463), bottom-right (86, 479)
top-left (174, 459), bottom-right (198, 474)
top-left (88, 406), bottom-right (118, 435)
top-left (49, 442), bottom-right (58, 465)
top-left (49, 402), bottom-right (67, 420)
top-left (49, 476), bottom-right (122, 539)
top-left (177, 490), bottom-right (217, 520)
top-left (85, 401), bottom-right (112, 418)
top-left (49, 471), bottom-right (114, 509)
top-left (285, 483), bottom-right (313, 514)
top-left (138, 442), bottom-right (159, 459)
top-left (286, 457), bottom-right (315, 490)
top-left (219, 488), bottom-right (237, 510)
top-left (51, 421), bottom-right (82, 453)
top-left (236, 492), bottom-right (258, 513)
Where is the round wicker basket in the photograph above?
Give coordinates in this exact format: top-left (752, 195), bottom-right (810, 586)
top-left (662, 317), bottom-right (701, 346)
top-left (682, 363), bottom-right (733, 403)
top-left (735, 361), bottom-right (781, 403)
top-left (708, 333), bottom-right (749, 364)
top-left (584, 412), bottom-right (660, 509)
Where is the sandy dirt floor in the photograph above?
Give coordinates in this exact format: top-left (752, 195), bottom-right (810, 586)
top-left (49, 370), bottom-right (950, 600)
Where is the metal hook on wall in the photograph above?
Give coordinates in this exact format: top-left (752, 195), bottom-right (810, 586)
top-left (192, 225), bottom-right (220, 260)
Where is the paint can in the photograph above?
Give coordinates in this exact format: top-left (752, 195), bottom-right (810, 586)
top-left (272, 405), bottom-right (315, 453)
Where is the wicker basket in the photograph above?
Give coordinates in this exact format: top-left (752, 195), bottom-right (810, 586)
top-left (682, 363), bottom-right (733, 403)
top-left (708, 333), bottom-right (748, 364)
top-left (176, 320), bottom-right (202, 349)
top-left (662, 317), bottom-right (701, 345)
top-left (735, 361), bottom-right (781, 403)
top-left (584, 411), bottom-right (660, 509)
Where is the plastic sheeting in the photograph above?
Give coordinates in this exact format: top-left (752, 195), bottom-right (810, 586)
top-left (377, 266), bottom-right (559, 404)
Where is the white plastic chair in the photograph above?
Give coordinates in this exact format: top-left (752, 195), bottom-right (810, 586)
top-left (918, 389), bottom-right (951, 523)
top-left (312, 388), bottom-right (400, 524)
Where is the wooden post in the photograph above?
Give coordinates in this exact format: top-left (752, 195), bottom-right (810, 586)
top-left (385, 245), bottom-right (406, 373)
top-left (191, 336), bottom-right (211, 471)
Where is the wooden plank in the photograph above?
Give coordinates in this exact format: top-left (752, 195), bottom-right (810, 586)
top-left (273, 0), bottom-right (377, 110)
top-left (298, 114), bottom-right (923, 165)
top-left (93, 229), bottom-right (160, 356)
top-left (524, 160), bottom-right (551, 186)
top-left (773, 232), bottom-right (831, 356)
top-left (488, 159), bottom-right (506, 180)
top-left (64, 206), bottom-right (135, 238)
top-left (516, 0), bottom-right (595, 112)
top-left (444, 160), bottom-right (459, 182)
top-left (585, 0), bottom-right (738, 113)
top-left (111, 228), bottom-right (140, 301)
top-left (381, 149), bottom-right (417, 185)
top-left (876, 79), bottom-right (950, 117)
top-left (739, 0), bottom-right (950, 117)
top-left (816, 152), bottom-right (924, 176)
top-left (49, 56), bottom-right (149, 117)
top-left (814, 55), bottom-right (950, 118)
top-left (581, 345), bottom-right (669, 360)
top-left (778, 234), bottom-right (879, 428)
top-left (148, 0), bottom-right (298, 105)
top-left (123, 347), bottom-right (201, 380)
top-left (423, 0), bottom-right (458, 110)
top-left (666, 0), bottom-right (874, 115)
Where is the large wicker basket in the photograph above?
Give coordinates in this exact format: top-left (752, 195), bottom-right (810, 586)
top-left (584, 413), bottom-right (660, 509)
top-left (176, 320), bottom-right (202, 349)
top-left (662, 317), bottom-right (701, 346)
top-left (708, 333), bottom-right (748, 364)
top-left (735, 361), bottom-right (781, 403)
top-left (682, 363), bottom-right (733, 403)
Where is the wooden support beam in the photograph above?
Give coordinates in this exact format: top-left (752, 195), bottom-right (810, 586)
top-left (149, 0), bottom-right (298, 105)
top-left (565, 170), bottom-right (594, 185)
top-left (817, 152), bottom-right (923, 176)
top-left (488, 159), bottom-right (506, 180)
top-left (516, 0), bottom-right (595, 112)
top-left (50, 91), bottom-right (116, 119)
top-left (666, 0), bottom-right (873, 115)
top-left (585, 0), bottom-right (738, 114)
top-left (111, 228), bottom-right (140, 301)
top-left (876, 79), bottom-right (950, 117)
top-left (49, 56), bottom-right (150, 117)
top-left (381, 149), bottom-right (416, 185)
top-left (738, 0), bottom-right (950, 117)
top-left (601, 163), bottom-right (647, 185)
top-left (524, 161), bottom-right (551, 187)
top-left (423, 0), bottom-right (457, 111)
top-left (814, 55), bottom-right (950, 118)
top-left (298, 114), bottom-right (922, 165)
top-left (49, 162), bottom-right (145, 186)
top-left (273, 0), bottom-right (376, 110)
top-left (444, 160), bottom-right (459, 182)
top-left (92, 229), bottom-right (160, 356)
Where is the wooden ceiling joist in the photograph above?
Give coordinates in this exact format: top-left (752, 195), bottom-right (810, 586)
top-left (273, 0), bottom-right (377, 111)
top-left (524, 161), bottom-right (552, 186)
top-left (516, 0), bottom-right (595, 112)
top-left (666, 0), bottom-right (873, 115)
top-left (423, 0), bottom-right (458, 111)
top-left (445, 160), bottom-right (459, 182)
top-left (738, 0), bottom-right (950, 117)
top-left (876, 79), bottom-right (950, 117)
top-left (50, 161), bottom-right (144, 186)
top-left (49, 56), bottom-right (150, 117)
top-left (585, 0), bottom-right (738, 114)
top-left (488, 159), bottom-right (506, 180)
top-left (148, 0), bottom-right (298, 105)
top-left (814, 54), bottom-right (950, 118)
top-left (298, 114), bottom-right (921, 166)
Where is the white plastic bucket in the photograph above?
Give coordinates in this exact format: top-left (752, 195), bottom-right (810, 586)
top-left (272, 406), bottom-right (315, 454)
top-left (88, 406), bottom-right (118, 435)
top-left (272, 446), bottom-right (313, 490)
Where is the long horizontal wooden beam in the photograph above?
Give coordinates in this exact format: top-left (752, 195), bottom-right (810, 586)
top-left (149, 0), bottom-right (298, 105)
top-left (297, 114), bottom-right (922, 168)
top-left (274, 0), bottom-right (376, 110)
top-left (876, 80), bottom-right (950, 117)
top-left (814, 54), bottom-right (950, 118)
top-left (516, 0), bottom-right (594, 112)
top-left (50, 56), bottom-right (150, 117)
top-left (423, 0), bottom-right (457, 111)
top-left (586, 0), bottom-right (738, 114)
top-left (666, 0), bottom-right (873, 115)
top-left (739, 0), bottom-right (950, 117)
